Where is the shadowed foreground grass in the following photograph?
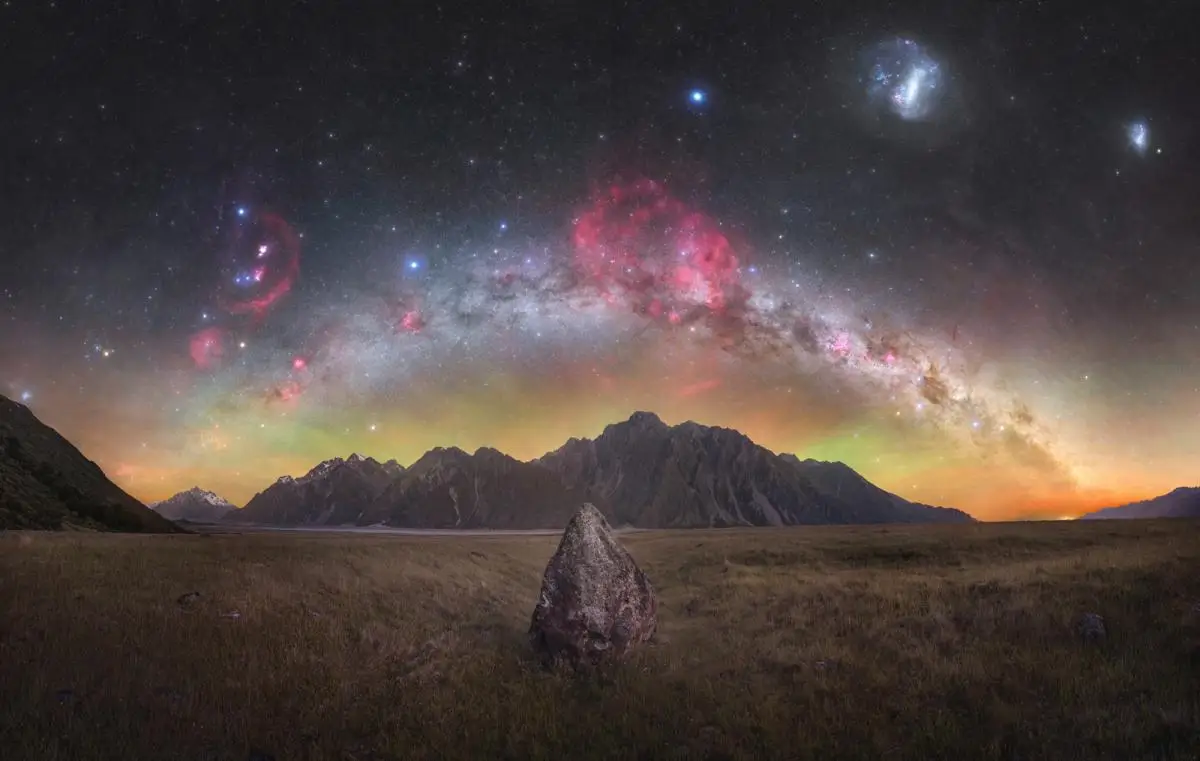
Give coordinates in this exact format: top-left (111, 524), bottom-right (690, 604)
top-left (1, 521), bottom-right (1199, 760)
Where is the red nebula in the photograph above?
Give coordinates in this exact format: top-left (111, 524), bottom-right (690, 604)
top-left (493, 269), bottom-right (520, 288)
top-left (571, 178), bottom-right (748, 320)
top-left (189, 327), bottom-right (225, 369)
top-left (266, 380), bottom-right (303, 405)
top-left (222, 212), bottom-right (301, 317)
top-left (384, 290), bottom-right (426, 335)
top-left (399, 309), bottom-right (424, 333)
top-left (829, 332), bottom-right (851, 358)
top-left (678, 378), bottom-right (722, 397)
top-left (291, 355), bottom-right (308, 371)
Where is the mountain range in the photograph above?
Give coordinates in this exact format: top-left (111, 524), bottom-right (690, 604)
top-left (225, 411), bottom-right (974, 528)
top-left (12, 387), bottom-right (1196, 533)
top-left (229, 453), bottom-right (402, 525)
top-left (1078, 487), bottom-right (1200, 520)
top-left (0, 393), bottom-right (179, 532)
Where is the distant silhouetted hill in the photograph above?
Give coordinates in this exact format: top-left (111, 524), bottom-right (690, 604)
top-left (0, 394), bottom-right (180, 532)
top-left (1078, 487), bottom-right (1200, 520)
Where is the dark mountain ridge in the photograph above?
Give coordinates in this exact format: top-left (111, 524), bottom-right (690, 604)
top-left (224, 411), bottom-right (974, 528)
top-left (535, 412), bottom-right (972, 527)
top-left (364, 445), bottom-right (585, 528)
top-left (1078, 487), bottom-right (1200, 520)
top-left (0, 394), bottom-right (180, 532)
top-left (230, 453), bottom-right (401, 525)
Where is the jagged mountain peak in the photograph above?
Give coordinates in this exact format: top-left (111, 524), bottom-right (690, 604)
top-left (230, 411), bottom-right (975, 528)
top-left (381, 458), bottom-right (405, 475)
top-left (473, 445), bottom-right (513, 461)
top-left (537, 412), bottom-right (974, 528)
top-left (300, 456), bottom-right (344, 482)
top-left (671, 418), bottom-right (755, 446)
top-left (411, 445), bottom-right (469, 464)
top-left (291, 453), bottom-right (393, 485)
top-left (600, 410), bottom-right (669, 437)
top-left (150, 486), bottom-right (236, 522)
top-left (180, 486), bottom-right (234, 505)
top-left (627, 410), bottom-right (666, 427)
top-left (230, 450), bottom-right (402, 526)
top-left (584, 413), bottom-right (755, 451)
top-left (790, 457), bottom-right (863, 478)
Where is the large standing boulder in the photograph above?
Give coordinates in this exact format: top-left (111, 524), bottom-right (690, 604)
top-left (529, 503), bottom-right (658, 666)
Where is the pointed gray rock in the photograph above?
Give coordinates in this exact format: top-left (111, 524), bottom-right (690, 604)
top-left (529, 503), bottom-right (657, 666)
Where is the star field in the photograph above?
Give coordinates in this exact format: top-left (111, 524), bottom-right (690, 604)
top-left (1, 2), bottom-right (1198, 520)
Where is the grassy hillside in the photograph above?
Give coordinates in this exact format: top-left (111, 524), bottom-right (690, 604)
top-left (0, 394), bottom-right (180, 532)
top-left (1, 521), bottom-right (1198, 760)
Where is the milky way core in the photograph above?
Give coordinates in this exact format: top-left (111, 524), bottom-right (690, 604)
top-left (108, 178), bottom-right (1095, 517)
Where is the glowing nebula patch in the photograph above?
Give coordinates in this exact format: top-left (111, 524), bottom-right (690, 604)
top-left (863, 38), bottom-right (943, 122)
top-left (221, 212), bottom-right (301, 317)
top-left (188, 327), bottom-right (225, 370)
top-left (1127, 121), bottom-right (1149, 154)
top-left (571, 178), bottom-right (748, 320)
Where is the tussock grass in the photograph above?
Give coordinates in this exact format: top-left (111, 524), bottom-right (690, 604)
top-left (1, 520), bottom-right (1198, 760)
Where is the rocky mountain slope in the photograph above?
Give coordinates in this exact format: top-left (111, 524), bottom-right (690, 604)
top-left (226, 411), bottom-right (972, 528)
top-left (364, 446), bottom-right (583, 528)
top-left (228, 453), bottom-right (400, 525)
top-left (0, 394), bottom-right (180, 532)
top-left (784, 455), bottom-right (971, 524)
top-left (536, 412), bottom-right (973, 527)
top-left (1078, 487), bottom-right (1200, 520)
top-left (149, 487), bottom-right (236, 523)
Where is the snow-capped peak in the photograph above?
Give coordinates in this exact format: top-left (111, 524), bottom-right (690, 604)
top-left (299, 457), bottom-right (345, 483)
top-left (149, 486), bottom-right (236, 521)
top-left (173, 486), bottom-right (231, 506)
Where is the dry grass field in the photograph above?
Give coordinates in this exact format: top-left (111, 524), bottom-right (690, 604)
top-left (1, 520), bottom-right (1199, 760)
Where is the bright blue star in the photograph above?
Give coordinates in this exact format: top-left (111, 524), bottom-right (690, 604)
top-left (689, 89), bottom-right (707, 105)
top-left (499, 221), bottom-right (508, 232)
top-left (20, 390), bottom-right (32, 403)
top-left (236, 206), bottom-right (248, 217)
top-left (403, 254), bottom-right (429, 276)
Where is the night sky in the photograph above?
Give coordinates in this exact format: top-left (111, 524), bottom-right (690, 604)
top-left (2, 2), bottom-right (1197, 520)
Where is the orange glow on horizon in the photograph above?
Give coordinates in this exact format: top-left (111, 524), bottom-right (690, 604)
top-left (24, 341), bottom-right (1191, 523)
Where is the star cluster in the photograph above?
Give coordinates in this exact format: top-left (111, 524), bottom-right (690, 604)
top-left (1, 3), bottom-right (1198, 519)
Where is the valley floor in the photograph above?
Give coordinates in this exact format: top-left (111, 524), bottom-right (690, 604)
top-left (1, 521), bottom-right (1199, 760)
top-left (216, 524), bottom-right (571, 537)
